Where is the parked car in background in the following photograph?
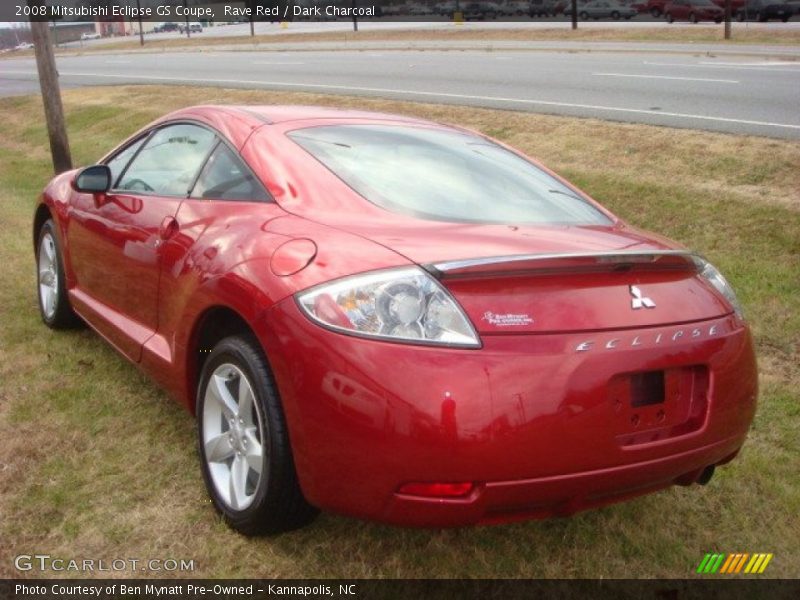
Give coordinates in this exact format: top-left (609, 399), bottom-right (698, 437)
top-left (709, 0), bottom-right (746, 13)
top-left (579, 0), bottom-right (638, 18)
top-left (664, 0), bottom-right (724, 21)
top-left (80, 32), bottom-right (102, 41)
top-left (179, 22), bottom-right (204, 34)
top-left (500, 0), bottom-right (533, 14)
top-left (736, 0), bottom-right (792, 20)
top-left (640, 0), bottom-right (671, 15)
top-left (14, 42), bottom-right (34, 50)
top-left (154, 22), bottom-right (180, 33)
top-left (531, 0), bottom-right (567, 15)
top-left (462, 1), bottom-right (500, 18)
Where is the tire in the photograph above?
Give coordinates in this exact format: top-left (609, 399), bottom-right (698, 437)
top-left (737, 12), bottom-right (745, 21)
top-left (667, 12), bottom-right (674, 22)
top-left (756, 11), bottom-right (765, 21)
top-left (579, 11), bottom-right (588, 19)
top-left (612, 10), bottom-right (620, 19)
top-left (197, 335), bottom-right (318, 535)
top-left (690, 12), bottom-right (698, 22)
top-left (36, 219), bottom-right (81, 329)
top-left (651, 8), bottom-right (662, 17)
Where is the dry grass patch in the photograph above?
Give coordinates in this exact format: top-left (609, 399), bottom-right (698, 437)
top-left (49, 25), bottom-right (800, 56)
top-left (0, 85), bottom-right (798, 578)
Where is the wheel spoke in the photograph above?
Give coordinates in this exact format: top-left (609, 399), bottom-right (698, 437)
top-left (205, 433), bottom-right (234, 463)
top-left (210, 373), bottom-right (239, 418)
top-left (238, 381), bottom-right (255, 426)
top-left (44, 237), bottom-right (55, 262)
top-left (229, 454), bottom-right (249, 510)
top-left (244, 428), bottom-right (263, 474)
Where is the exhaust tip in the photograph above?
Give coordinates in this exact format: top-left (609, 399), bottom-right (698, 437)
top-left (697, 465), bottom-right (715, 486)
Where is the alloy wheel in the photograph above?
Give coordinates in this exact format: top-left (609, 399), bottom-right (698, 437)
top-left (38, 232), bottom-right (58, 320)
top-left (202, 363), bottom-right (265, 511)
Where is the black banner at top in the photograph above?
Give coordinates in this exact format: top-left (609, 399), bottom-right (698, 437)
top-left (0, 1), bottom-right (733, 24)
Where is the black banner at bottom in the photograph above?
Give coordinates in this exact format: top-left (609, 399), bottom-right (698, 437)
top-left (2, 579), bottom-right (800, 600)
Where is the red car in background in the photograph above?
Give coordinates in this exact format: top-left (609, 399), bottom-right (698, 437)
top-left (34, 106), bottom-right (757, 534)
top-left (665, 0), bottom-right (725, 20)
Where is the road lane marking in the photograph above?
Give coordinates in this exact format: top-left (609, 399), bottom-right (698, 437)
top-left (1, 69), bottom-right (798, 132)
top-left (252, 61), bottom-right (307, 65)
top-left (699, 61), bottom-right (800, 66)
top-left (643, 61), bottom-right (800, 73)
top-left (594, 73), bottom-right (739, 84)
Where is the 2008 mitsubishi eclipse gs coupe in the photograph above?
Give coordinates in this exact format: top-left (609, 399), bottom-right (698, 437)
top-left (33, 105), bottom-right (757, 534)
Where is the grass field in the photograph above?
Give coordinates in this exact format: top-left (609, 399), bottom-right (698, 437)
top-left (41, 25), bottom-right (800, 56)
top-left (0, 85), bottom-right (798, 579)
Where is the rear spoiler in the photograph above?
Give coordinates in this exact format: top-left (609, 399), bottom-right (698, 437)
top-left (425, 250), bottom-right (700, 279)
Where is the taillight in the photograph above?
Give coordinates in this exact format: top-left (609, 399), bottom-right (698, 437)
top-left (397, 482), bottom-right (475, 498)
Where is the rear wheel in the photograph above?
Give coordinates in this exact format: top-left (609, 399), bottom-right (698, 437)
top-left (36, 219), bottom-right (81, 329)
top-left (579, 11), bottom-right (588, 19)
top-left (667, 12), bottom-right (674, 22)
top-left (612, 10), bottom-right (620, 19)
top-left (651, 8), bottom-right (662, 17)
top-left (197, 335), bottom-right (318, 535)
top-left (690, 11), bottom-right (698, 22)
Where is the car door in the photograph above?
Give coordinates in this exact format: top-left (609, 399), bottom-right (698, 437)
top-left (66, 122), bottom-right (217, 361)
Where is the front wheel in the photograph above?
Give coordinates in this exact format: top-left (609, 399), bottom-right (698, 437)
top-left (36, 219), bottom-right (81, 329)
top-left (197, 335), bottom-right (318, 535)
top-left (690, 12), bottom-right (698, 23)
top-left (667, 12), bottom-right (674, 23)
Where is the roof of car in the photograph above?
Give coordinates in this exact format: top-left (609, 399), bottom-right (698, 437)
top-left (181, 105), bottom-right (441, 127)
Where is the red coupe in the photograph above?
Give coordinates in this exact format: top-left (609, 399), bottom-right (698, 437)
top-left (34, 106), bottom-right (757, 534)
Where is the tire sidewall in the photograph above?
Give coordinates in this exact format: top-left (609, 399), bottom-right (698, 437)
top-left (196, 339), bottom-right (272, 528)
top-left (36, 219), bottom-right (69, 327)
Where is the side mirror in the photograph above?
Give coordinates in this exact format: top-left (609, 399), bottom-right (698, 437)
top-left (73, 165), bottom-right (112, 194)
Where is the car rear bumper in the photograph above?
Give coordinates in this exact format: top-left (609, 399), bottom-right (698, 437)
top-left (261, 300), bottom-right (757, 527)
top-left (383, 434), bottom-right (744, 526)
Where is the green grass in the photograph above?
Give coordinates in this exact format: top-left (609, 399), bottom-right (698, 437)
top-left (0, 86), bottom-right (798, 579)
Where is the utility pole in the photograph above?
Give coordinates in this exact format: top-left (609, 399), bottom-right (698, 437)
top-left (352, 0), bottom-right (358, 32)
top-left (571, 0), bottom-right (578, 30)
top-left (28, 1), bottom-right (72, 174)
top-left (137, 0), bottom-right (144, 46)
top-left (724, 0), bottom-right (732, 40)
top-left (250, 0), bottom-right (256, 37)
top-left (183, 0), bottom-right (191, 38)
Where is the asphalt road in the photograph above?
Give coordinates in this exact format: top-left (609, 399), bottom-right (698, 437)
top-left (1, 48), bottom-right (799, 138)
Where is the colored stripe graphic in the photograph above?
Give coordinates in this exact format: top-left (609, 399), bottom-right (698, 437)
top-left (697, 554), bottom-right (712, 573)
top-left (698, 552), bottom-right (773, 574)
top-left (734, 553), bottom-right (749, 573)
top-left (719, 554), bottom-right (735, 574)
top-left (758, 554), bottom-right (773, 573)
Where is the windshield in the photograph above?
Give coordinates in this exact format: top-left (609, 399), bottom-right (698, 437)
top-left (288, 125), bottom-right (612, 226)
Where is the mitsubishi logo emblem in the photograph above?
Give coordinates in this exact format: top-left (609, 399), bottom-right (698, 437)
top-left (630, 285), bottom-right (655, 310)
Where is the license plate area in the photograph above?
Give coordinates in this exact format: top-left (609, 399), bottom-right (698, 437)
top-left (630, 371), bottom-right (665, 407)
top-left (610, 366), bottom-right (708, 446)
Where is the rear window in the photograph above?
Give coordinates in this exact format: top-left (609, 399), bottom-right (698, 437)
top-left (288, 124), bottom-right (611, 226)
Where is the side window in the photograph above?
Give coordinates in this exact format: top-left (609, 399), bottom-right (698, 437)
top-left (191, 143), bottom-right (270, 202)
top-left (106, 136), bottom-right (146, 188)
top-left (117, 124), bottom-right (216, 196)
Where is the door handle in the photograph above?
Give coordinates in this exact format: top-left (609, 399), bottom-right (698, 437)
top-left (159, 216), bottom-right (179, 240)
